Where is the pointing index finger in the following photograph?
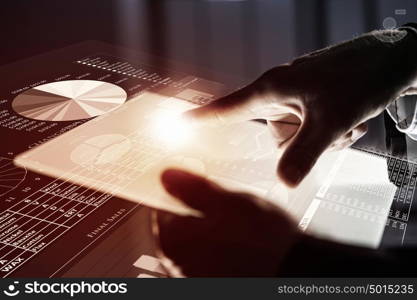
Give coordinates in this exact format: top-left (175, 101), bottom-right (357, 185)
top-left (183, 83), bottom-right (265, 126)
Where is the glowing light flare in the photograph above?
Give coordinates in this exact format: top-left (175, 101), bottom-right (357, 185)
top-left (150, 109), bottom-right (195, 147)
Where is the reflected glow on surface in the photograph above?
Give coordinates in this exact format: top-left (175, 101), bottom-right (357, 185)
top-left (150, 109), bottom-right (195, 147)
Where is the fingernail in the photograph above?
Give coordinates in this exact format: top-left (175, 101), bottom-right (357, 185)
top-left (160, 169), bottom-right (196, 195)
top-left (182, 112), bottom-right (201, 126)
top-left (281, 164), bottom-right (303, 186)
top-left (182, 113), bottom-right (196, 124)
top-left (157, 210), bottom-right (176, 225)
top-left (162, 169), bottom-right (192, 184)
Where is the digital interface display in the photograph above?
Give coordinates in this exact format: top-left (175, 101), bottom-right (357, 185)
top-left (0, 42), bottom-right (226, 277)
top-left (0, 41), bottom-right (416, 278)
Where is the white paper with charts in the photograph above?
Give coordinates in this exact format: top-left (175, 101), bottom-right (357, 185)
top-left (15, 92), bottom-right (397, 248)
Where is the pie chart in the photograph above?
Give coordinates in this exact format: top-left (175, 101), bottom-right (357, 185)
top-left (70, 134), bottom-right (132, 166)
top-left (12, 80), bottom-right (127, 121)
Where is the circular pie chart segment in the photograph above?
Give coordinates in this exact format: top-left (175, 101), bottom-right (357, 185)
top-left (12, 80), bottom-right (127, 121)
top-left (70, 134), bottom-right (132, 166)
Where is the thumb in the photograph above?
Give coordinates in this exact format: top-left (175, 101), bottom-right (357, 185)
top-left (184, 82), bottom-right (264, 125)
top-left (161, 168), bottom-right (226, 214)
top-left (277, 116), bottom-right (335, 187)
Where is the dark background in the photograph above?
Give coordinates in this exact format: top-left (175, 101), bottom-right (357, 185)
top-left (1, 0), bottom-right (417, 81)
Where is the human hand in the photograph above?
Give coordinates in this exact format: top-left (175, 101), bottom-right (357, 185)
top-left (185, 30), bottom-right (417, 186)
top-left (152, 169), bottom-right (300, 277)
